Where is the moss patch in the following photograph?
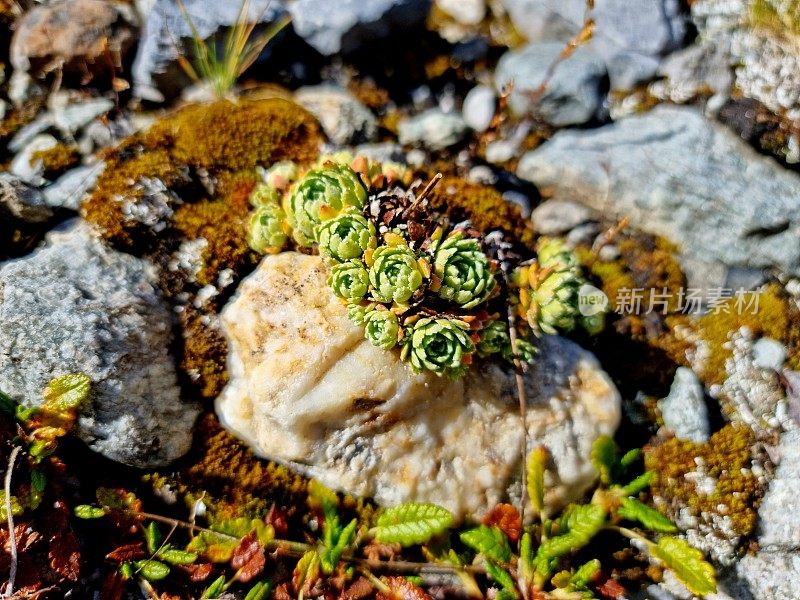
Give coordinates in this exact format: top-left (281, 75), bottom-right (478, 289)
top-left (645, 424), bottom-right (764, 539)
top-left (31, 143), bottom-right (81, 179)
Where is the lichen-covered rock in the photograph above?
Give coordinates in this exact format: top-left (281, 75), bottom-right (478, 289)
top-left (517, 106), bottom-right (800, 278)
top-left (0, 220), bottom-right (199, 467)
top-left (216, 252), bottom-right (621, 519)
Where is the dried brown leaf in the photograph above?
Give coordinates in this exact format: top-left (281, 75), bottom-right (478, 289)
top-left (231, 530), bottom-right (261, 570)
top-left (482, 503), bottom-right (522, 542)
top-left (376, 576), bottom-right (432, 600)
top-left (49, 531), bottom-right (81, 581)
top-left (106, 542), bottom-right (146, 563)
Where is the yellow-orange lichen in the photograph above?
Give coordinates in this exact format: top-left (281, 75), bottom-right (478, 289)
top-left (30, 143), bottom-right (80, 178)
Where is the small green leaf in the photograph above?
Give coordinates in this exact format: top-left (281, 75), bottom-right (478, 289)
top-left (650, 536), bottom-right (716, 596)
top-left (0, 390), bottom-right (16, 417)
top-left (119, 562), bottom-right (134, 580)
top-left (0, 492), bottom-right (24, 520)
top-left (159, 548), bottom-right (198, 565)
top-left (201, 574), bottom-right (227, 599)
top-left (144, 522), bottom-right (162, 554)
top-left (519, 532), bottom-right (534, 585)
top-left (534, 504), bottom-right (607, 581)
top-left (591, 435), bottom-right (617, 486)
top-left (293, 550), bottom-right (321, 593)
top-left (485, 560), bottom-right (518, 597)
top-left (74, 504), bottom-right (107, 519)
top-left (371, 502), bottom-right (454, 546)
top-left (15, 404), bottom-right (37, 423)
top-left (136, 559), bottom-right (170, 581)
top-left (570, 559), bottom-right (601, 588)
top-left (527, 446), bottom-right (548, 515)
top-left (43, 373), bottom-right (91, 411)
top-left (616, 497), bottom-right (677, 533)
top-left (30, 470), bottom-right (46, 493)
top-left (320, 518), bottom-right (357, 574)
top-left (622, 471), bottom-right (655, 496)
top-left (245, 581), bottom-right (272, 600)
top-left (460, 525), bottom-right (513, 564)
top-left (620, 448), bottom-right (641, 468)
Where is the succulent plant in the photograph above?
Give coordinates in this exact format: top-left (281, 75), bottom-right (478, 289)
top-left (502, 337), bottom-right (538, 364)
top-left (536, 237), bottom-right (580, 274)
top-left (401, 316), bottom-right (474, 378)
top-left (317, 211), bottom-right (376, 263)
top-left (248, 203), bottom-right (289, 254)
top-left (329, 260), bottom-right (370, 303)
top-left (364, 308), bottom-right (400, 350)
top-left (368, 244), bottom-right (424, 304)
top-left (347, 302), bottom-right (373, 326)
top-left (529, 270), bottom-right (581, 335)
top-left (476, 319), bottom-right (510, 357)
top-left (249, 182), bottom-right (281, 207)
top-left (286, 164), bottom-right (368, 246)
top-left (431, 231), bottom-right (496, 308)
top-left (262, 160), bottom-right (299, 190)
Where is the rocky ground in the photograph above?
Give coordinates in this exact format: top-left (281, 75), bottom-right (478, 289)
top-left (1, 0), bottom-right (800, 598)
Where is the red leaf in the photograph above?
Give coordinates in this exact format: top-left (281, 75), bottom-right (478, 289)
top-left (106, 542), bottom-right (146, 563)
top-left (267, 503), bottom-right (289, 537)
top-left (376, 576), bottom-right (432, 600)
top-left (49, 531), bottom-right (81, 581)
top-left (482, 503), bottom-right (522, 542)
top-left (236, 546), bottom-right (266, 583)
top-left (231, 531), bottom-right (262, 570)
top-left (597, 578), bottom-right (627, 599)
top-left (341, 576), bottom-right (374, 600)
top-left (100, 572), bottom-right (124, 600)
top-left (273, 582), bottom-right (293, 600)
top-left (178, 562), bottom-right (214, 582)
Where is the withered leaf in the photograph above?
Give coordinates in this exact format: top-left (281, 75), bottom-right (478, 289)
top-left (482, 503), bottom-right (522, 543)
top-left (106, 542), bottom-right (145, 563)
top-left (376, 576), bottom-right (432, 600)
top-left (49, 531), bottom-right (81, 581)
top-left (232, 531), bottom-right (262, 570)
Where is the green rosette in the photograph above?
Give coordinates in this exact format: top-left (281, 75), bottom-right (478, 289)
top-left (328, 260), bottom-right (369, 302)
top-left (368, 245), bottom-right (424, 304)
top-left (248, 203), bottom-right (289, 254)
top-left (502, 337), bottom-right (538, 364)
top-left (400, 316), bottom-right (474, 378)
top-left (476, 320), bottom-right (510, 357)
top-left (536, 237), bottom-right (580, 273)
top-left (249, 182), bottom-right (280, 207)
top-left (286, 164), bottom-right (368, 246)
top-left (432, 232), bottom-right (496, 308)
top-left (317, 211), bottom-right (376, 263)
top-left (364, 309), bottom-right (400, 350)
top-left (530, 270), bottom-right (581, 335)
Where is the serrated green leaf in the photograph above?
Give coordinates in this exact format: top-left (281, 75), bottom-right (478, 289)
top-left (144, 522), bottom-right (162, 554)
top-left (245, 581), bottom-right (272, 600)
top-left (621, 471), bottom-right (655, 496)
top-left (534, 504), bottom-right (607, 581)
top-left (159, 548), bottom-right (198, 565)
top-left (650, 536), bottom-right (716, 596)
top-left (201, 574), bottom-right (227, 599)
top-left (43, 373), bottom-right (91, 412)
top-left (30, 470), bottom-right (46, 493)
top-left (74, 504), bottom-right (106, 519)
top-left (320, 518), bottom-right (357, 574)
top-left (460, 525), bottom-right (512, 564)
top-left (136, 559), bottom-right (170, 581)
top-left (293, 550), bottom-right (321, 592)
top-left (371, 502), bottom-right (454, 546)
top-left (617, 497), bottom-right (677, 533)
top-left (570, 559), bottom-right (601, 588)
top-left (591, 436), bottom-right (617, 486)
top-left (485, 560), bottom-right (518, 597)
top-left (0, 492), bottom-right (23, 520)
top-left (119, 562), bottom-right (134, 580)
top-left (527, 446), bottom-right (548, 515)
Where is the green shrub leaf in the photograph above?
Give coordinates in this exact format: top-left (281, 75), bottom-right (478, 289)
top-left (144, 522), bottom-right (162, 554)
top-left (136, 559), bottom-right (170, 581)
top-left (534, 504), bottom-right (607, 580)
top-left (621, 471), bottom-right (655, 496)
top-left (245, 581), bottom-right (273, 600)
top-left (43, 373), bottom-right (91, 411)
top-left (650, 536), bottom-right (716, 596)
top-left (371, 502), bottom-right (454, 546)
top-left (485, 560), bottom-right (518, 597)
top-left (74, 504), bottom-right (107, 519)
top-left (201, 574), bottom-right (227, 599)
top-left (591, 435), bottom-right (617, 485)
top-left (460, 525), bottom-right (512, 564)
top-left (617, 497), bottom-right (677, 533)
top-left (527, 446), bottom-right (548, 515)
top-left (159, 548), bottom-right (198, 565)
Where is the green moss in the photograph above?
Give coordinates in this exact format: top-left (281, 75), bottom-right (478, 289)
top-left (645, 424), bottom-right (763, 539)
top-left (698, 284), bottom-right (800, 385)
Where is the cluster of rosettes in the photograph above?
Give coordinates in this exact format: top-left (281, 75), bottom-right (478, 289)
top-left (247, 156), bottom-right (605, 379)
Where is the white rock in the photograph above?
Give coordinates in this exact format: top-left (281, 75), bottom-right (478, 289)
top-left (295, 85), bottom-right (377, 145)
top-left (658, 367), bottom-right (710, 443)
top-left (462, 85), bottom-right (496, 132)
top-left (436, 0), bottom-right (485, 25)
top-left (752, 337), bottom-right (787, 372)
top-left (216, 252), bottom-right (621, 519)
top-left (10, 134), bottom-right (58, 185)
top-left (398, 109), bottom-right (469, 150)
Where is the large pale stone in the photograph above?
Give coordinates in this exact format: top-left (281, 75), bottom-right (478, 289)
top-left (216, 252), bottom-right (621, 519)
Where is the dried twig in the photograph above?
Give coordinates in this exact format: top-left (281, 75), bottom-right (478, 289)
top-left (4, 446), bottom-right (22, 598)
top-left (591, 217), bottom-right (629, 255)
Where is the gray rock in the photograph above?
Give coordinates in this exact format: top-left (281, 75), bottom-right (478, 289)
top-left (462, 84), bottom-right (496, 132)
top-left (757, 429), bottom-right (800, 550)
top-left (651, 39), bottom-right (734, 104)
top-left (531, 199), bottom-right (592, 235)
top-left (0, 173), bottom-right (53, 224)
top-left (10, 134), bottom-right (58, 185)
top-left (354, 142), bottom-right (406, 164)
top-left (294, 85), bottom-right (377, 145)
top-left (42, 162), bottom-right (106, 211)
top-left (495, 42), bottom-right (606, 126)
top-left (503, 0), bottom-right (686, 90)
top-left (287, 0), bottom-right (430, 55)
top-left (398, 109), bottom-right (468, 150)
top-left (752, 337), bottom-right (787, 372)
top-left (132, 0), bottom-right (285, 101)
top-left (0, 221), bottom-right (199, 467)
top-left (658, 367), bottom-right (709, 443)
top-left (52, 96), bottom-right (115, 134)
top-left (517, 106), bottom-right (800, 277)
top-left (734, 552), bottom-right (800, 600)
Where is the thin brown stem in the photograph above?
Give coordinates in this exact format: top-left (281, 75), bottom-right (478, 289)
top-left (4, 446), bottom-right (22, 598)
